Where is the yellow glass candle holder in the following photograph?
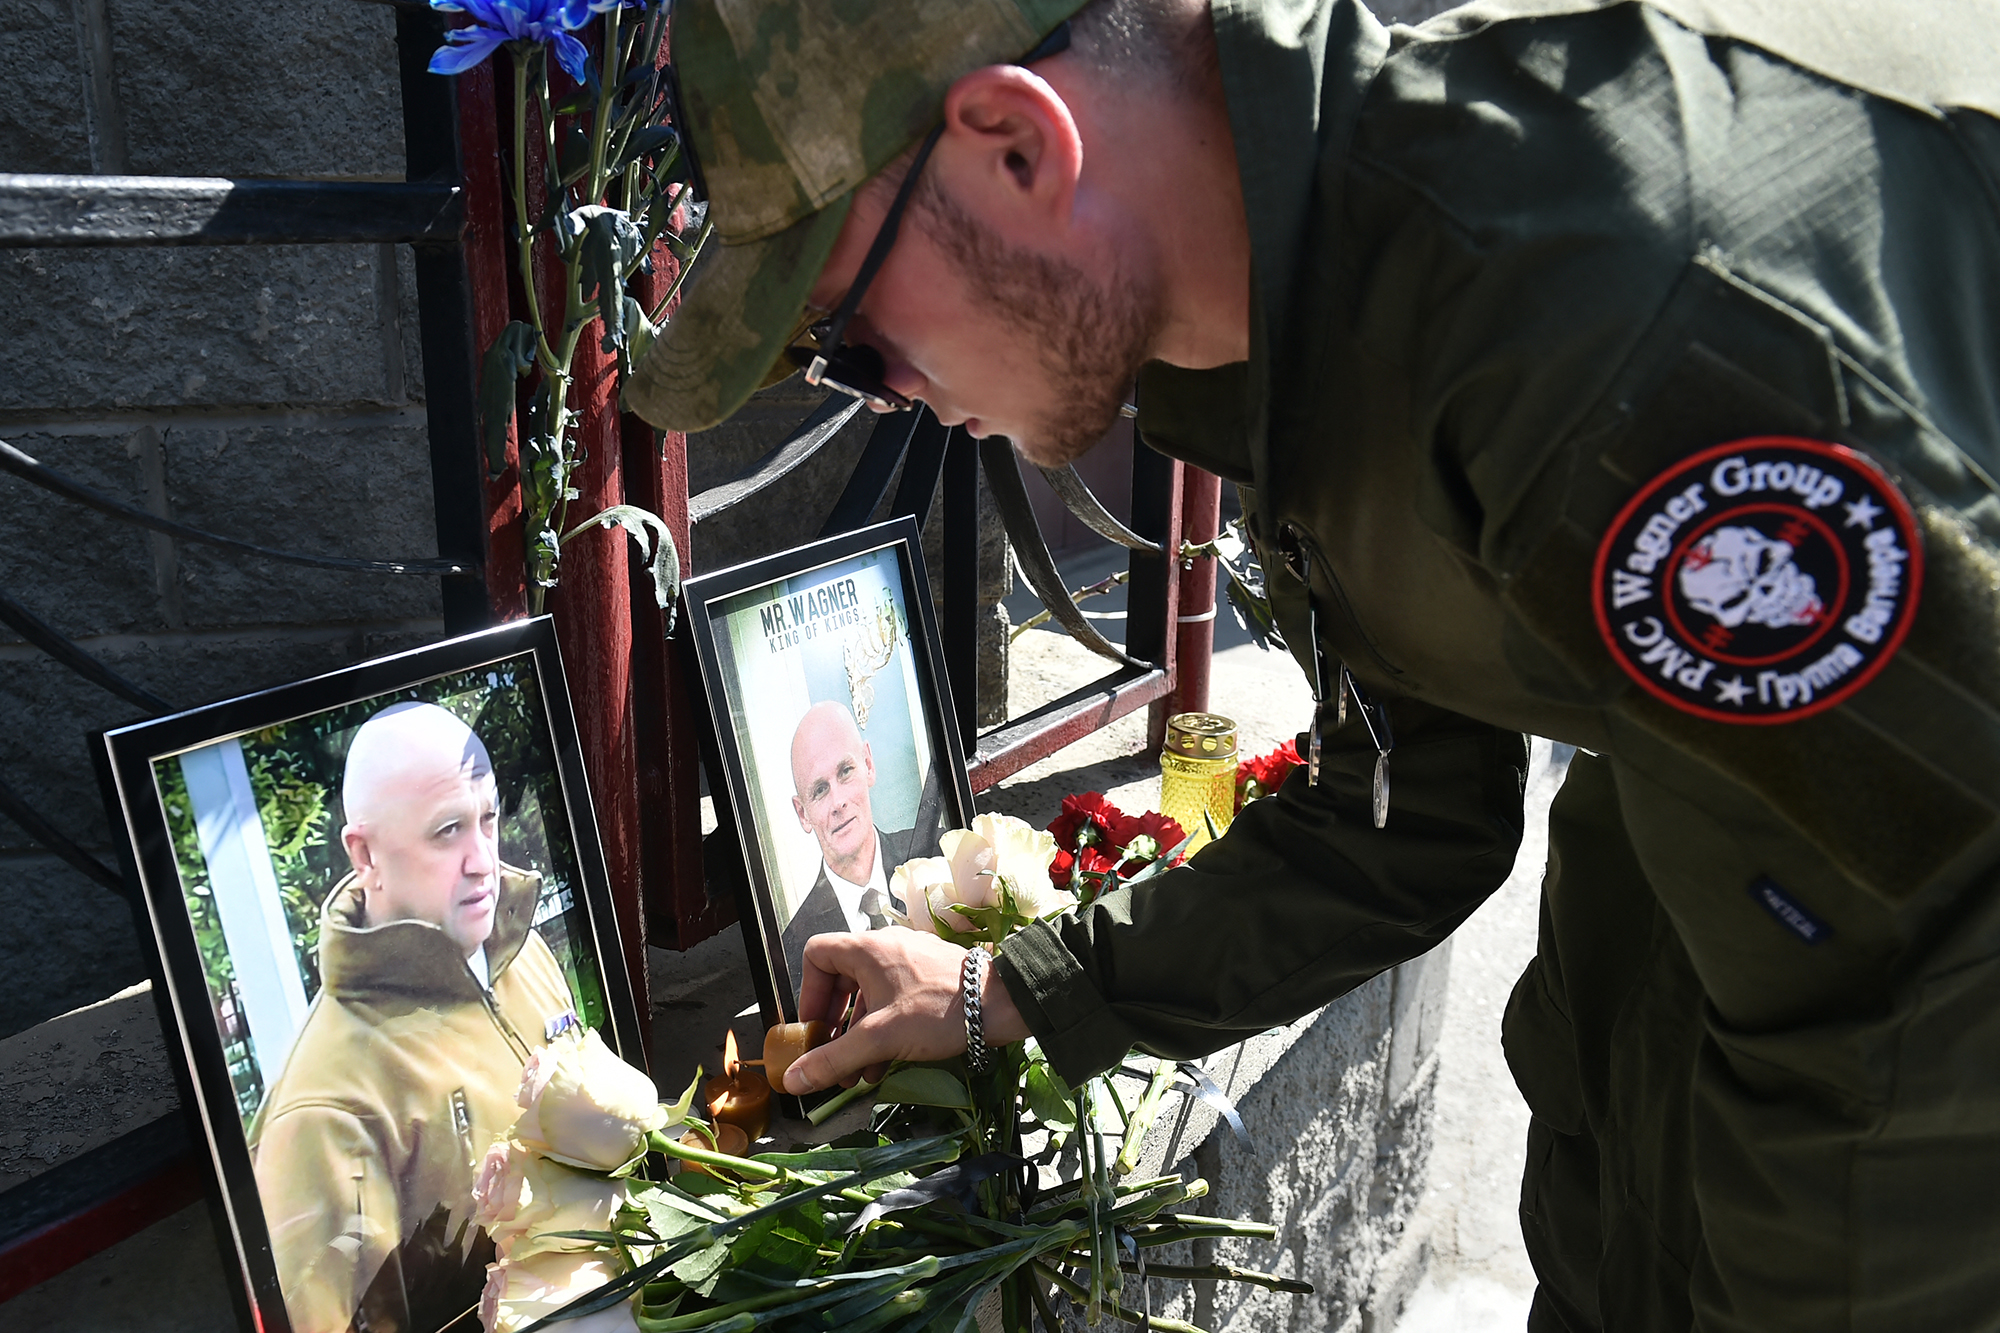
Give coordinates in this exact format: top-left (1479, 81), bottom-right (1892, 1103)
top-left (1158, 712), bottom-right (1238, 857)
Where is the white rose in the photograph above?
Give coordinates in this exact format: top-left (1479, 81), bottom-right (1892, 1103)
top-left (890, 855), bottom-right (965, 935)
top-left (966, 812), bottom-right (1067, 918)
top-left (479, 1245), bottom-right (639, 1333)
top-left (514, 1027), bottom-right (673, 1170)
top-left (938, 829), bottom-right (1004, 914)
top-left (472, 1137), bottom-right (630, 1258)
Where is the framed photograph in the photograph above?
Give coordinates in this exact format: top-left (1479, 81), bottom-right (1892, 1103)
top-left (95, 617), bottom-right (641, 1333)
top-left (684, 516), bottom-right (975, 1027)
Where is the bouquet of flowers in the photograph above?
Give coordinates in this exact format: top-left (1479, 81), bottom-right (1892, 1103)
top-left (478, 812), bottom-right (1308, 1333)
top-left (1042, 794), bottom-right (1187, 906)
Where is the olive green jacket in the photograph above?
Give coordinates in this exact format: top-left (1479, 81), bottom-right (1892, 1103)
top-left (994, 1), bottom-right (2000, 1327)
top-left (248, 867), bottom-right (575, 1333)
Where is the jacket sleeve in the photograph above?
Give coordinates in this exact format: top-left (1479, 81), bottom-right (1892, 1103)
top-left (253, 1103), bottom-right (399, 1333)
top-left (996, 698), bottom-right (1527, 1086)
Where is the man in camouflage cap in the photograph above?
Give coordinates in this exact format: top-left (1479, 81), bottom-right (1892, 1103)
top-left (630, 0), bottom-right (2000, 1326)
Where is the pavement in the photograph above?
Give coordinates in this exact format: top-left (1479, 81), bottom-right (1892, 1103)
top-left (1392, 739), bottom-right (1572, 1332)
top-left (1000, 540), bottom-right (1561, 1333)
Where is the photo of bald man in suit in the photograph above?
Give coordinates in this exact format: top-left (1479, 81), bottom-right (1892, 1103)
top-left (778, 701), bottom-right (913, 984)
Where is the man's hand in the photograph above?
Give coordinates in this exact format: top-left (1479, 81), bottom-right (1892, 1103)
top-left (785, 930), bottom-right (1027, 1094)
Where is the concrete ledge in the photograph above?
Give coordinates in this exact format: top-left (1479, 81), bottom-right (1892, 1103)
top-left (0, 982), bottom-right (178, 1191)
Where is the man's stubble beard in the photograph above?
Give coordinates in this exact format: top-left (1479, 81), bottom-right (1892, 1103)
top-left (914, 176), bottom-right (1161, 466)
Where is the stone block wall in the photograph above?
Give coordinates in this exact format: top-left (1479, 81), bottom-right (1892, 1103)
top-left (1049, 950), bottom-right (1453, 1333)
top-left (0, 0), bottom-right (441, 1040)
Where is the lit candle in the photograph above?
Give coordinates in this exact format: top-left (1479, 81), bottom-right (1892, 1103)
top-left (703, 1029), bottom-right (772, 1140)
top-left (762, 1020), bottom-right (830, 1093)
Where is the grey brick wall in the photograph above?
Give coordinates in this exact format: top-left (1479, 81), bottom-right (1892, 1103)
top-left (0, 0), bottom-right (443, 1039)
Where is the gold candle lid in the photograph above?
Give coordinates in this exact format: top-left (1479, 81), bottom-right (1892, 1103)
top-left (1165, 712), bottom-right (1237, 759)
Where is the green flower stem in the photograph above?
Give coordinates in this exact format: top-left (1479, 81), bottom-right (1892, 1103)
top-left (647, 1129), bottom-right (784, 1182)
top-left (1032, 1262), bottom-right (1205, 1333)
top-left (586, 5), bottom-right (622, 200)
top-left (1105, 1180), bottom-right (1195, 1225)
top-left (511, 51), bottom-right (554, 365)
top-left (1097, 1073), bottom-right (1131, 1130)
top-left (537, 1138), bottom-right (965, 1328)
top-left (1029, 1270), bottom-right (1064, 1333)
top-left (629, 1261), bottom-right (936, 1333)
top-left (1114, 1058), bottom-right (1178, 1176)
top-left (634, 1313), bottom-right (755, 1333)
top-left (1115, 1260), bottom-right (1315, 1295)
top-left (647, 214), bottom-right (711, 323)
top-left (1075, 1085), bottom-right (1109, 1324)
top-left (804, 1069), bottom-right (886, 1125)
top-left (1123, 1219), bottom-right (1280, 1249)
top-left (1022, 1173), bottom-right (1179, 1224)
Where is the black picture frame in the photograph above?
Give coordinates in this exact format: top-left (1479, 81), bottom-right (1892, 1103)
top-left (95, 617), bottom-right (641, 1333)
top-left (683, 517), bottom-right (975, 1072)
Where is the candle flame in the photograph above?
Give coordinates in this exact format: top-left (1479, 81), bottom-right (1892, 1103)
top-left (722, 1027), bottom-right (740, 1078)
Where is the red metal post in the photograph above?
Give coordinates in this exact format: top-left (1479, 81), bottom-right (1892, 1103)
top-left (1148, 465), bottom-right (1221, 748)
top-left (548, 341), bottom-right (648, 1045)
top-left (456, 62), bottom-right (528, 619)
top-left (626, 232), bottom-right (731, 951)
top-left (526, 52), bottom-right (646, 1039)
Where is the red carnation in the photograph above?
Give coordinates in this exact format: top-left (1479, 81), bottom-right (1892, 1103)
top-left (1113, 810), bottom-right (1188, 868)
top-left (1050, 846), bottom-right (1076, 891)
top-left (1048, 791), bottom-right (1124, 853)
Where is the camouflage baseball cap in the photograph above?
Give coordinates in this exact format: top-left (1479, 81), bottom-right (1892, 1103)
top-left (623, 0), bottom-right (1086, 434)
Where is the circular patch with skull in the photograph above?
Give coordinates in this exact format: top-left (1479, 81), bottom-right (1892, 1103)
top-left (1591, 436), bottom-right (1922, 723)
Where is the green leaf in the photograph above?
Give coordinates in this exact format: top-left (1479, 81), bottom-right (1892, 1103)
top-left (750, 1142), bottom-right (895, 1175)
top-left (558, 123), bottom-right (593, 187)
top-left (614, 123), bottom-right (679, 174)
top-left (551, 84), bottom-right (597, 115)
top-left (566, 205), bottom-right (648, 349)
top-left (1024, 1061), bottom-right (1077, 1128)
top-left (875, 1067), bottom-right (971, 1109)
top-left (943, 903), bottom-right (1006, 935)
top-left (668, 1235), bottom-right (731, 1292)
top-left (740, 1220), bottom-right (817, 1275)
top-left (562, 503), bottom-right (682, 629)
top-left (640, 1185), bottom-right (729, 1228)
top-left (477, 321), bottom-right (537, 477)
top-left (704, 1216), bottom-right (819, 1301)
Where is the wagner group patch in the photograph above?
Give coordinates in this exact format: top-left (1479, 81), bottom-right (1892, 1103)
top-left (1591, 437), bottom-right (1922, 724)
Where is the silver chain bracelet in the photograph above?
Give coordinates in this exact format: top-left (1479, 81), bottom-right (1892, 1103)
top-left (962, 947), bottom-right (994, 1074)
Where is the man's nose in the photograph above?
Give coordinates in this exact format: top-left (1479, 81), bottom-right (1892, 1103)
top-left (464, 830), bottom-right (497, 876)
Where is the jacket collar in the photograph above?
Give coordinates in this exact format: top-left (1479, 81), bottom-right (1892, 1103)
top-left (318, 863), bottom-right (544, 1003)
top-left (1134, 0), bottom-right (1388, 487)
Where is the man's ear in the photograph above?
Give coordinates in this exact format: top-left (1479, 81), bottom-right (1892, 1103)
top-left (937, 64), bottom-right (1083, 235)
top-left (861, 742), bottom-right (877, 787)
top-left (792, 795), bottom-right (810, 831)
top-left (342, 823), bottom-right (373, 879)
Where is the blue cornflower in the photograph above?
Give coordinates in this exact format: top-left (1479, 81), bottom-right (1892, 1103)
top-left (428, 0), bottom-right (594, 83)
